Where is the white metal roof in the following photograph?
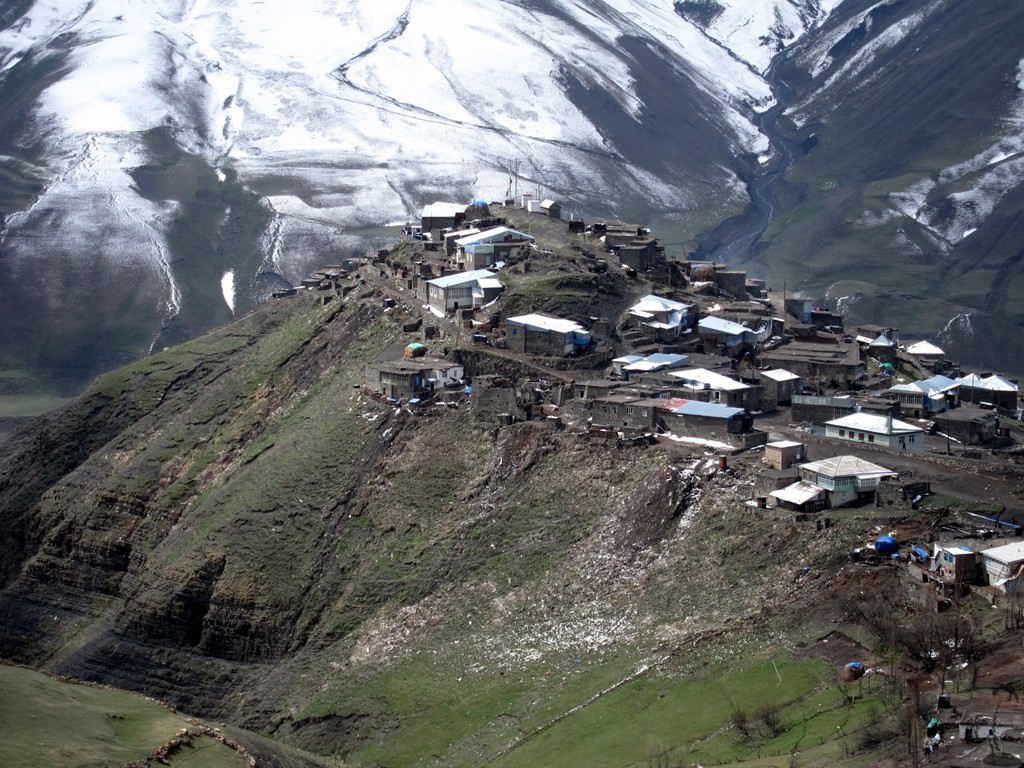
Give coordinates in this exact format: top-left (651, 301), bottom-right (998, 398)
top-left (980, 541), bottom-right (1024, 565)
top-left (889, 375), bottom-right (959, 395)
top-left (444, 228), bottom-right (479, 241)
top-left (422, 202), bottom-right (468, 218)
top-left (760, 369), bottom-right (801, 382)
top-left (799, 455), bottom-right (896, 479)
top-left (767, 440), bottom-right (803, 449)
top-left (507, 313), bottom-right (585, 334)
top-left (771, 481), bottom-right (825, 506)
top-left (982, 375), bottom-right (1018, 392)
top-left (698, 316), bottom-right (748, 335)
top-left (906, 341), bottom-right (944, 356)
top-left (426, 269), bottom-right (501, 289)
top-left (826, 413), bottom-right (924, 434)
top-left (455, 226), bottom-right (534, 246)
top-left (955, 373), bottom-right (1018, 392)
top-left (630, 294), bottom-right (689, 313)
top-left (669, 368), bottom-right (749, 391)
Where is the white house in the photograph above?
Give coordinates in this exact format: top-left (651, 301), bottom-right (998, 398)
top-left (824, 413), bottom-right (925, 453)
top-left (453, 227), bottom-right (534, 269)
top-left (424, 269), bottom-right (504, 313)
top-left (979, 541), bottom-right (1024, 591)
top-left (887, 374), bottom-right (960, 417)
top-left (627, 294), bottom-right (692, 340)
top-left (797, 455), bottom-right (897, 507)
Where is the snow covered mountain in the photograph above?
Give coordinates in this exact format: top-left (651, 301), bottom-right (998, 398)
top-left (1, 0), bottom-right (1023, 395)
top-left (0, 0), bottom-right (837, 392)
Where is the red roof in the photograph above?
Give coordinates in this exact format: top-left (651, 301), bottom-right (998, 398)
top-left (660, 398), bottom-right (690, 410)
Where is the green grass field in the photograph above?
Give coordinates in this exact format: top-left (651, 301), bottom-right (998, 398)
top-left (0, 664), bottom-right (248, 768)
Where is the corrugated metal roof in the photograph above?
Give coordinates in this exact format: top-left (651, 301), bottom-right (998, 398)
top-left (698, 316), bottom-right (748, 335)
top-left (982, 375), bottom-right (1018, 392)
top-left (799, 455), bottom-right (896, 478)
top-left (907, 341), bottom-right (944, 355)
top-left (669, 368), bottom-right (749, 391)
top-left (507, 313), bottom-right (585, 334)
top-left (426, 269), bottom-right (500, 289)
top-left (767, 440), bottom-right (803, 448)
top-left (760, 369), bottom-right (801, 382)
top-left (670, 400), bottom-right (743, 419)
top-left (455, 226), bottom-right (534, 246)
top-left (826, 413), bottom-right (923, 434)
top-left (889, 375), bottom-right (958, 395)
top-left (630, 294), bottom-right (689, 313)
top-left (771, 481), bottom-right (825, 505)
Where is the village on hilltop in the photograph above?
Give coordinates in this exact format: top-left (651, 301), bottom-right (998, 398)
top-left (272, 195), bottom-right (1024, 764)
top-left (286, 195), bottom-right (1023, 590)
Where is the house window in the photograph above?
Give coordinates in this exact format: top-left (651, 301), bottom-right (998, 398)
top-left (868, 434), bottom-right (874, 443)
top-left (839, 429), bottom-right (845, 437)
top-left (858, 432), bottom-right (865, 441)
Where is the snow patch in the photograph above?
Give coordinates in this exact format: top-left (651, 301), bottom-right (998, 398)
top-left (221, 269), bottom-right (235, 313)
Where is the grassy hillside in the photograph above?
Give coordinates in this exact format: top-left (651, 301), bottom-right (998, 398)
top-left (0, 280), bottom-right (1017, 767)
top-left (0, 663), bottom-right (337, 768)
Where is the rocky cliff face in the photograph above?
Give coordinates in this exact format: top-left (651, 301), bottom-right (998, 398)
top-left (0, 288), bottom-right (696, 719)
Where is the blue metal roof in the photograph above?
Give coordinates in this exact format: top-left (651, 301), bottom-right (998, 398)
top-left (644, 353), bottom-right (688, 365)
top-left (670, 400), bottom-right (743, 419)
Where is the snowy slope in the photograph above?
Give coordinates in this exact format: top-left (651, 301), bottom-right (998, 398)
top-left (0, 0), bottom-right (844, 390)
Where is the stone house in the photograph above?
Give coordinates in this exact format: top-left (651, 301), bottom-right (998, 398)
top-left (591, 395), bottom-right (660, 430)
top-left (757, 368), bottom-right (803, 407)
top-left (420, 201), bottom-right (469, 238)
top-left (956, 373), bottom-right (1019, 411)
top-left (505, 313), bottom-right (591, 356)
top-left (657, 398), bottom-right (751, 436)
top-left (540, 199), bottom-right (562, 219)
top-left (666, 368), bottom-right (762, 411)
top-left (697, 316), bottom-right (755, 355)
top-left (763, 440), bottom-right (804, 470)
top-left (930, 407), bottom-right (998, 445)
top-left (365, 358), bottom-right (464, 400)
top-left (761, 341), bottom-right (864, 390)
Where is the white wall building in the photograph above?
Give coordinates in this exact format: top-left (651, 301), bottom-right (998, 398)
top-left (824, 413), bottom-right (925, 453)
